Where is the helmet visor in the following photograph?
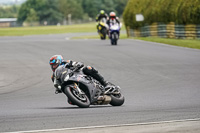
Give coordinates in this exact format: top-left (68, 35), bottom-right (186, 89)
top-left (50, 59), bottom-right (59, 71)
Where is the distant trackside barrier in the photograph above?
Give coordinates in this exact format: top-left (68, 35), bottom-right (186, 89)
top-left (126, 22), bottom-right (200, 39)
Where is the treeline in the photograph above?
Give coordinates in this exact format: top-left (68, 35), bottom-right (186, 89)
top-left (0, 5), bottom-right (19, 18)
top-left (123, 0), bottom-right (200, 29)
top-left (17, 0), bottom-right (128, 25)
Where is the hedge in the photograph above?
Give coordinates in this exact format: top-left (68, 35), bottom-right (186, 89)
top-left (123, 0), bottom-right (200, 29)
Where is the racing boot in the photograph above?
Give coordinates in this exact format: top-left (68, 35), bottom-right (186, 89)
top-left (54, 79), bottom-right (62, 94)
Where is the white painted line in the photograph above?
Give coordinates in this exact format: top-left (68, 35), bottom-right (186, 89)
top-left (4, 118), bottom-right (200, 133)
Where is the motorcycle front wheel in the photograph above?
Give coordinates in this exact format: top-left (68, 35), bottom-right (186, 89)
top-left (110, 32), bottom-right (118, 45)
top-left (64, 86), bottom-right (90, 108)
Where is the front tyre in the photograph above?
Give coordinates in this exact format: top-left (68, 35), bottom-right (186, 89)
top-left (113, 32), bottom-right (118, 45)
top-left (110, 93), bottom-right (125, 106)
top-left (64, 86), bottom-right (90, 108)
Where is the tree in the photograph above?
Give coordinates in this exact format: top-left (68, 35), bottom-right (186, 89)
top-left (17, 0), bottom-right (63, 25)
top-left (113, 0), bottom-right (128, 17)
top-left (17, 0), bottom-right (128, 25)
top-left (24, 8), bottom-right (38, 23)
top-left (81, 0), bottom-right (128, 19)
top-left (58, 0), bottom-right (84, 20)
top-left (0, 5), bottom-right (19, 18)
top-left (81, 0), bottom-right (103, 19)
top-left (38, 0), bottom-right (63, 25)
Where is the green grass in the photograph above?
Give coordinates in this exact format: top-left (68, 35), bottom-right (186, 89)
top-left (1, 23), bottom-right (199, 50)
top-left (72, 33), bottom-right (128, 39)
top-left (72, 35), bottom-right (200, 50)
top-left (72, 35), bottom-right (99, 39)
top-left (0, 23), bottom-right (97, 36)
top-left (0, 22), bottom-right (126, 36)
top-left (133, 37), bottom-right (200, 49)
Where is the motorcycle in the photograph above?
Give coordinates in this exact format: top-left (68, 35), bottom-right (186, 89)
top-left (54, 66), bottom-right (125, 108)
top-left (97, 18), bottom-right (108, 40)
top-left (109, 22), bottom-right (122, 45)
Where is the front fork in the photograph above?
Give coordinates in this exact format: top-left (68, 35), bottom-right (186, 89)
top-left (73, 83), bottom-right (84, 95)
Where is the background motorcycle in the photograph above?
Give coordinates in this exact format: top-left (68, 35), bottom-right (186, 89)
top-left (97, 18), bottom-right (108, 40)
top-left (54, 66), bottom-right (125, 108)
top-left (109, 22), bottom-right (122, 45)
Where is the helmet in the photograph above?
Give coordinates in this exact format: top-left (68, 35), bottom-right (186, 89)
top-left (110, 12), bottom-right (116, 18)
top-left (100, 10), bottom-right (105, 15)
top-left (49, 55), bottom-right (63, 72)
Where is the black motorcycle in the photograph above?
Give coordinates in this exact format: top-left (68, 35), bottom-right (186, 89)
top-left (54, 66), bottom-right (125, 108)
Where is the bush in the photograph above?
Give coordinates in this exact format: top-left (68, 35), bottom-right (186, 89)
top-left (123, 0), bottom-right (200, 29)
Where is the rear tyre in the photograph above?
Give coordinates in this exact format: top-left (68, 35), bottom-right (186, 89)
top-left (64, 86), bottom-right (90, 108)
top-left (99, 28), bottom-right (106, 40)
top-left (101, 36), bottom-right (105, 40)
top-left (102, 28), bottom-right (107, 40)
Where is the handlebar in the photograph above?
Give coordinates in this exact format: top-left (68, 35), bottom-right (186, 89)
top-left (69, 67), bottom-right (80, 77)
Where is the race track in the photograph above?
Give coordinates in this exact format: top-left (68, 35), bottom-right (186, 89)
top-left (0, 33), bottom-right (200, 132)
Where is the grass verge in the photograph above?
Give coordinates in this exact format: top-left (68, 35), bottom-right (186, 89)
top-left (72, 33), bottom-right (128, 39)
top-left (72, 35), bottom-right (200, 49)
top-left (0, 23), bottom-right (97, 36)
top-left (1, 24), bottom-right (199, 50)
top-left (133, 37), bottom-right (200, 49)
top-left (0, 22), bottom-right (126, 36)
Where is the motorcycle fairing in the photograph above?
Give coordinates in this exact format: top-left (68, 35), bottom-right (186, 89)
top-left (64, 72), bottom-right (102, 103)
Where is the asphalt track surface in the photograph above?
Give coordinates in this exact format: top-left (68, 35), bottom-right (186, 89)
top-left (0, 33), bottom-right (200, 132)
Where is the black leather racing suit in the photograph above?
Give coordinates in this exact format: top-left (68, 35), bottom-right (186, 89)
top-left (96, 13), bottom-right (108, 22)
top-left (51, 60), bottom-right (107, 87)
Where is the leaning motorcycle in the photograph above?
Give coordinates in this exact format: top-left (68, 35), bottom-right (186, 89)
top-left (54, 66), bottom-right (125, 108)
top-left (97, 18), bottom-right (108, 40)
top-left (109, 22), bottom-right (121, 45)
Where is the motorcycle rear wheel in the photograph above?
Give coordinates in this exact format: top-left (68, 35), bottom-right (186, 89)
top-left (100, 29), bottom-right (106, 40)
top-left (64, 86), bottom-right (90, 108)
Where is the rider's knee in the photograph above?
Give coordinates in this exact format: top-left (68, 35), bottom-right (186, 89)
top-left (83, 66), bottom-right (98, 74)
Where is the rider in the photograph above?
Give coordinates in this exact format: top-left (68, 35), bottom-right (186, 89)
top-left (96, 10), bottom-right (108, 22)
top-left (49, 55), bottom-right (108, 94)
top-left (107, 12), bottom-right (120, 37)
top-left (107, 11), bottom-right (120, 26)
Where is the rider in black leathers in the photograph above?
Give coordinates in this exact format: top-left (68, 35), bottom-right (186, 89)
top-left (49, 55), bottom-right (108, 94)
top-left (96, 10), bottom-right (108, 23)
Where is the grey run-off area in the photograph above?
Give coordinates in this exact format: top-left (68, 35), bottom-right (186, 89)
top-left (0, 33), bottom-right (200, 132)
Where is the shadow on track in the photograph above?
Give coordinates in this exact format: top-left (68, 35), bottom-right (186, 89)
top-left (41, 105), bottom-right (113, 110)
